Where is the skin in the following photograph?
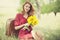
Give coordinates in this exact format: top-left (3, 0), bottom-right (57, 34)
top-left (24, 3), bottom-right (30, 13)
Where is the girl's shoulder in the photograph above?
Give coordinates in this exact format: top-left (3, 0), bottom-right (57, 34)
top-left (16, 12), bottom-right (23, 16)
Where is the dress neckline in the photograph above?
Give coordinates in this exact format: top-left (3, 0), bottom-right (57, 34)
top-left (19, 13), bottom-right (28, 19)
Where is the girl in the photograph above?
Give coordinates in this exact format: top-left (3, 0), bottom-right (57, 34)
top-left (14, 2), bottom-right (34, 40)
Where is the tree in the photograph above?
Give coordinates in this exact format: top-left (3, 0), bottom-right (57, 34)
top-left (35, 0), bottom-right (41, 19)
top-left (53, 0), bottom-right (60, 16)
top-left (41, 0), bottom-right (60, 16)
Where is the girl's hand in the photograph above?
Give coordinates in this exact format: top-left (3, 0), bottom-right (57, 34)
top-left (24, 23), bottom-right (29, 27)
top-left (23, 23), bottom-right (30, 31)
top-left (15, 23), bottom-right (29, 30)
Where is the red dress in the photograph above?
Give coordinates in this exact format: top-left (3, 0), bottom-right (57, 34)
top-left (14, 13), bottom-right (33, 39)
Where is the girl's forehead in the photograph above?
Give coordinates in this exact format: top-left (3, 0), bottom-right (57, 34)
top-left (25, 3), bottom-right (30, 6)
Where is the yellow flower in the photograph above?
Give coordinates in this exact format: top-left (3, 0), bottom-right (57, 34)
top-left (27, 15), bottom-right (38, 26)
top-left (32, 19), bottom-right (38, 26)
top-left (27, 16), bottom-right (33, 24)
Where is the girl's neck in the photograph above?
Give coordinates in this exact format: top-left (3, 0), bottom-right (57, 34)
top-left (23, 13), bottom-right (28, 19)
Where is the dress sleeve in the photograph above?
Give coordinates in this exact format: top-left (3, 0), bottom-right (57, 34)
top-left (14, 14), bottom-right (20, 26)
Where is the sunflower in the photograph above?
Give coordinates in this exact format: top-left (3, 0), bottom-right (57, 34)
top-left (27, 15), bottom-right (38, 26)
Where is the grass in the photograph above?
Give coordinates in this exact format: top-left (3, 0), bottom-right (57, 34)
top-left (0, 13), bottom-right (60, 40)
top-left (0, 15), bottom-right (18, 40)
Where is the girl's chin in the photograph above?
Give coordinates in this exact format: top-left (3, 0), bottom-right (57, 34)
top-left (25, 10), bottom-right (29, 13)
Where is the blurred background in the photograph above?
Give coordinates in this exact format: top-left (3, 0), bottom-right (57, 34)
top-left (0, 0), bottom-right (60, 40)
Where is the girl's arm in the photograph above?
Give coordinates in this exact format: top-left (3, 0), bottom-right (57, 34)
top-left (15, 23), bottom-right (29, 30)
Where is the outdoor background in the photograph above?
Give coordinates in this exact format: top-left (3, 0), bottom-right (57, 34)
top-left (0, 0), bottom-right (60, 40)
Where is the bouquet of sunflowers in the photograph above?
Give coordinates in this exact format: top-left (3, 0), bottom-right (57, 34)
top-left (27, 15), bottom-right (38, 26)
top-left (23, 15), bottom-right (38, 31)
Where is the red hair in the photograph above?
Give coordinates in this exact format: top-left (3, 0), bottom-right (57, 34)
top-left (22, 2), bottom-right (34, 17)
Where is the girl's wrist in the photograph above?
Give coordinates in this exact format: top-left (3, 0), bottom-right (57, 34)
top-left (24, 23), bottom-right (29, 26)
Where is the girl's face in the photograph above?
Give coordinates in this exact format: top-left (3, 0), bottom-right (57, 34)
top-left (24, 3), bottom-right (30, 13)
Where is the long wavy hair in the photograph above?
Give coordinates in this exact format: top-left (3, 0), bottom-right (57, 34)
top-left (22, 2), bottom-right (34, 17)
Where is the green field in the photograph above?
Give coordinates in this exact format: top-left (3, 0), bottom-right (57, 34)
top-left (0, 12), bottom-right (60, 40)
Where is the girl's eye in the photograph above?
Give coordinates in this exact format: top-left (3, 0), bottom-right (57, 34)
top-left (28, 6), bottom-right (30, 8)
top-left (26, 6), bottom-right (28, 7)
